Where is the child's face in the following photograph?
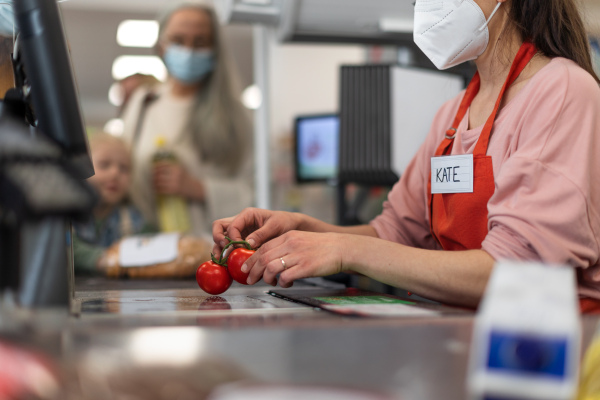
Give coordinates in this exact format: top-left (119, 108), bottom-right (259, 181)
top-left (88, 141), bottom-right (131, 206)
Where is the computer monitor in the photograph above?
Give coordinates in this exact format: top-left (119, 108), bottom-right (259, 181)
top-left (0, 0), bottom-right (96, 307)
top-left (13, 0), bottom-right (93, 179)
top-left (294, 113), bottom-right (339, 184)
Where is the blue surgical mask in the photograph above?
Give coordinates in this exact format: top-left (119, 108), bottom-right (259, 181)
top-left (163, 45), bottom-right (214, 84)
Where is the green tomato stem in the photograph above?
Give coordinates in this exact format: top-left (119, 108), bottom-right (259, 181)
top-left (218, 236), bottom-right (254, 266)
top-left (211, 253), bottom-right (227, 267)
top-left (224, 236), bottom-right (253, 250)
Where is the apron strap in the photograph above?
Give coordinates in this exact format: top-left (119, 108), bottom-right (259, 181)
top-left (433, 41), bottom-right (537, 157)
top-left (435, 73), bottom-right (480, 157)
top-left (474, 42), bottom-right (537, 155)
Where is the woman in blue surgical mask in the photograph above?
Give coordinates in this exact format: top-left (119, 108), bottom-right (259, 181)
top-left (212, 0), bottom-right (600, 313)
top-left (121, 1), bottom-right (252, 238)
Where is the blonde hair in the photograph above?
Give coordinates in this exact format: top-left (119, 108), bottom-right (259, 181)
top-left (88, 132), bottom-right (132, 161)
top-left (157, 2), bottom-right (251, 173)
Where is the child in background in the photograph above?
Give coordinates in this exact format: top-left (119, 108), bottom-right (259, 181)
top-left (73, 132), bottom-right (154, 274)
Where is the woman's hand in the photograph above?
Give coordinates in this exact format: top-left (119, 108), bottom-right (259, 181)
top-left (242, 230), bottom-right (352, 287)
top-left (152, 162), bottom-right (205, 201)
top-left (212, 208), bottom-right (303, 256)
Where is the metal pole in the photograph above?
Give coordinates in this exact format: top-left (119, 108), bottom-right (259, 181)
top-left (253, 25), bottom-right (271, 210)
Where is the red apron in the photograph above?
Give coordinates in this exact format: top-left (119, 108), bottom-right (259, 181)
top-left (426, 43), bottom-right (600, 314)
top-left (428, 41), bottom-right (537, 250)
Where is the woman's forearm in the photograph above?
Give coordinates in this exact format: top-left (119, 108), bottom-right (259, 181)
top-left (342, 235), bottom-right (494, 307)
top-left (294, 213), bottom-right (378, 237)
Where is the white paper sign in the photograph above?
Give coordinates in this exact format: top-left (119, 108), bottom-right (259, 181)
top-left (431, 154), bottom-right (473, 194)
top-left (118, 233), bottom-right (180, 267)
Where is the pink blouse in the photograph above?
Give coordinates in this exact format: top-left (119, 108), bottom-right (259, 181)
top-left (370, 58), bottom-right (600, 299)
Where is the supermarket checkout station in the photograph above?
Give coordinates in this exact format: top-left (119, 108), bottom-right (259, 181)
top-left (1, 1), bottom-right (599, 399)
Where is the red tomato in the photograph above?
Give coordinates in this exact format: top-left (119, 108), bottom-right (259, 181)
top-left (196, 261), bottom-right (232, 295)
top-left (227, 248), bottom-right (255, 285)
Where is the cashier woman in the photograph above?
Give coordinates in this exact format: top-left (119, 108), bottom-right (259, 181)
top-left (213, 0), bottom-right (600, 312)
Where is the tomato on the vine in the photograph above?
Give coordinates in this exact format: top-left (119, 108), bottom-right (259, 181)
top-left (227, 248), bottom-right (255, 285)
top-left (196, 261), bottom-right (232, 295)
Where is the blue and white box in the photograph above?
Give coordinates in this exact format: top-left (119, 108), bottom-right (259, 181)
top-left (467, 261), bottom-right (581, 400)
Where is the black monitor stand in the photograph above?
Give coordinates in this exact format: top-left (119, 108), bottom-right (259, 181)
top-left (0, 91), bottom-right (95, 309)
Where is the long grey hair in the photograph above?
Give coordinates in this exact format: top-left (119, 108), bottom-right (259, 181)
top-left (157, 1), bottom-right (251, 173)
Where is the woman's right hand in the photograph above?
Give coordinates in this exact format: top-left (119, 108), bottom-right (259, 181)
top-left (212, 208), bottom-right (303, 256)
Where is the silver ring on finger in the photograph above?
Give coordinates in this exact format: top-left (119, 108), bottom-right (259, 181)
top-left (280, 257), bottom-right (287, 270)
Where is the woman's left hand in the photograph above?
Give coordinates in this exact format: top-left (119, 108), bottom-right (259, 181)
top-left (243, 230), bottom-right (354, 287)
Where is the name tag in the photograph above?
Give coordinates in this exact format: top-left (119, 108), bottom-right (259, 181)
top-left (431, 154), bottom-right (473, 194)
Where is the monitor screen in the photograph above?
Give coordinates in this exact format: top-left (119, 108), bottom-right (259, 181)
top-left (14, 0), bottom-right (93, 179)
top-left (294, 114), bottom-right (339, 183)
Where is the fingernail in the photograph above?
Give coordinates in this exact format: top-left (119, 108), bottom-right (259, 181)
top-left (248, 238), bottom-right (256, 248)
top-left (241, 263), bottom-right (248, 273)
top-left (246, 276), bottom-right (252, 284)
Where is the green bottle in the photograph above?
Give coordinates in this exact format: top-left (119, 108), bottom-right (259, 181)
top-left (152, 136), bottom-right (191, 233)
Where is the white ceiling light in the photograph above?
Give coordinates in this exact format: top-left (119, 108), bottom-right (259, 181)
top-left (117, 20), bottom-right (159, 48)
top-left (241, 84), bottom-right (262, 110)
top-left (112, 55), bottom-right (167, 82)
top-left (103, 118), bottom-right (125, 137)
top-left (108, 82), bottom-right (125, 107)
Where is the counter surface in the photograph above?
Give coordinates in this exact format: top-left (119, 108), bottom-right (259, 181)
top-left (1, 277), bottom-right (597, 400)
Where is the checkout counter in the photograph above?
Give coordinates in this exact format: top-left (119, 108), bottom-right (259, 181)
top-left (1, 275), bottom-right (598, 400)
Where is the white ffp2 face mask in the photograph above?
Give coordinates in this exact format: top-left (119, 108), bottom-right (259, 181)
top-left (413, 0), bottom-right (502, 70)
